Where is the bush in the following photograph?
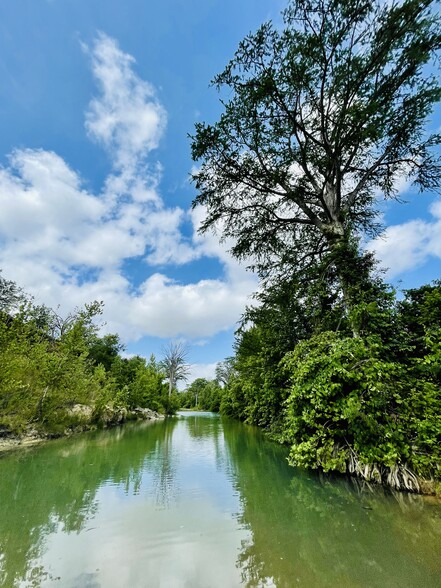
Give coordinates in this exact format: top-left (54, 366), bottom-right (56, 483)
top-left (282, 332), bottom-right (440, 491)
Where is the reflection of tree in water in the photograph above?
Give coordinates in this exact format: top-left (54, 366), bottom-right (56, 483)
top-left (184, 412), bottom-right (226, 472)
top-left (151, 417), bottom-right (179, 509)
top-left (151, 413), bottom-right (225, 509)
top-left (2, 415), bottom-right (440, 587)
top-left (0, 419), bottom-right (178, 587)
top-left (222, 420), bottom-right (441, 588)
top-left (185, 413), bottom-right (220, 440)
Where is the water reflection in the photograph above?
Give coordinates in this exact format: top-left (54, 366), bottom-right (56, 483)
top-left (0, 413), bottom-right (440, 587)
top-left (152, 417), bottom-right (179, 508)
top-left (222, 418), bottom-right (441, 588)
top-left (0, 418), bottom-right (179, 587)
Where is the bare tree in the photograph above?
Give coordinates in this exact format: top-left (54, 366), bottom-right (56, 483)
top-left (215, 358), bottom-right (235, 388)
top-left (160, 341), bottom-right (191, 397)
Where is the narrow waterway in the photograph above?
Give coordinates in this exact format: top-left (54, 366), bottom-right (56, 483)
top-left (0, 412), bottom-right (440, 587)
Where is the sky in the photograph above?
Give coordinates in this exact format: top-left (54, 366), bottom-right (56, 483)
top-left (0, 0), bottom-right (440, 383)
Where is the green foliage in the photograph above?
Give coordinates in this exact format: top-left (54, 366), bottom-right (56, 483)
top-left (190, 0), bottom-right (441, 492)
top-left (218, 280), bottom-right (441, 490)
top-left (161, 392), bottom-right (181, 415)
top-left (282, 331), bottom-right (440, 488)
top-left (109, 354), bottom-right (168, 412)
top-left (0, 276), bottom-right (169, 436)
top-left (219, 326), bottom-right (288, 433)
top-left (87, 334), bottom-right (124, 372)
top-left (398, 280), bottom-right (441, 362)
top-left (191, 0), bottom-right (441, 291)
top-left (420, 328), bottom-right (441, 385)
top-left (0, 271), bottom-right (26, 313)
top-left (181, 378), bottom-right (223, 412)
top-left (0, 311), bottom-right (112, 436)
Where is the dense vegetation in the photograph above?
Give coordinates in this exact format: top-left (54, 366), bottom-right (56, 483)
top-left (0, 273), bottom-right (179, 439)
top-left (179, 378), bottom-right (223, 412)
top-left (216, 271), bottom-right (441, 492)
top-left (190, 0), bottom-right (441, 492)
top-left (177, 270), bottom-right (440, 492)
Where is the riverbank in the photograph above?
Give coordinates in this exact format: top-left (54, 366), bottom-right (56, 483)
top-left (0, 405), bottom-right (164, 454)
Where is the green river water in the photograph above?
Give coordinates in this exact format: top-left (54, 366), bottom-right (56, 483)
top-left (0, 412), bottom-right (440, 588)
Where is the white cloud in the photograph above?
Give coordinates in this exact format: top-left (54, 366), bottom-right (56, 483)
top-left (127, 273), bottom-right (253, 339)
top-left (0, 149), bottom-right (104, 242)
top-left (188, 362), bottom-right (218, 382)
top-left (85, 32), bottom-right (166, 172)
top-left (0, 33), bottom-right (257, 345)
top-left (0, 148), bottom-right (176, 271)
top-left (0, 148), bottom-right (256, 341)
top-left (367, 200), bottom-right (441, 278)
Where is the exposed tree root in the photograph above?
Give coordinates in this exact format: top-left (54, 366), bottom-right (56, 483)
top-left (345, 444), bottom-right (421, 493)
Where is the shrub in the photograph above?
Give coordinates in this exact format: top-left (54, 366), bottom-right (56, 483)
top-left (282, 332), bottom-right (440, 491)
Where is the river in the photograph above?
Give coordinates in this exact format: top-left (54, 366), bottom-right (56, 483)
top-left (0, 412), bottom-right (440, 587)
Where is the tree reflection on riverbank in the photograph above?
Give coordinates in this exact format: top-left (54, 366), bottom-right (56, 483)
top-left (0, 414), bottom-right (440, 587)
top-left (222, 418), bottom-right (441, 587)
top-left (0, 418), bottom-right (178, 587)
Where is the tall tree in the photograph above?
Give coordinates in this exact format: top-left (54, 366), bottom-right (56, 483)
top-left (215, 358), bottom-right (235, 388)
top-left (87, 334), bottom-right (124, 372)
top-left (191, 0), bottom-right (441, 329)
top-left (0, 272), bottom-right (26, 314)
top-left (160, 341), bottom-right (191, 397)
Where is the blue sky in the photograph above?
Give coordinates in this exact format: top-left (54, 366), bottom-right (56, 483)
top-left (0, 0), bottom-right (440, 382)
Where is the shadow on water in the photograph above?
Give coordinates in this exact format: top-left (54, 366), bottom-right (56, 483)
top-left (222, 417), bottom-right (441, 588)
top-left (0, 413), bottom-right (440, 587)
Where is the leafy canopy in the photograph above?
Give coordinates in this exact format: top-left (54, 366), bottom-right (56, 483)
top-left (191, 0), bottom-right (441, 281)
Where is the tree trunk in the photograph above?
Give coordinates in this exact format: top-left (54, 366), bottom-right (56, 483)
top-left (36, 386), bottom-right (49, 422)
top-left (325, 226), bottom-right (364, 338)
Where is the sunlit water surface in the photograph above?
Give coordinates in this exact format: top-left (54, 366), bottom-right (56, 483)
top-left (0, 412), bottom-right (440, 587)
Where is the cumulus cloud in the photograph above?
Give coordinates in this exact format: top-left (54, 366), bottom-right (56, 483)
top-left (367, 199), bottom-right (441, 278)
top-left (0, 148), bottom-right (177, 271)
top-left (0, 148), bottom-right (255, 341)
top-left (0, 33), bottom-right (257, 343)
top-left (186, 362), bottom-right (218, 383)
top-left (127, 273), bottom-right (253, 339)
top-left (85, 32), bottom-right (166, 172)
